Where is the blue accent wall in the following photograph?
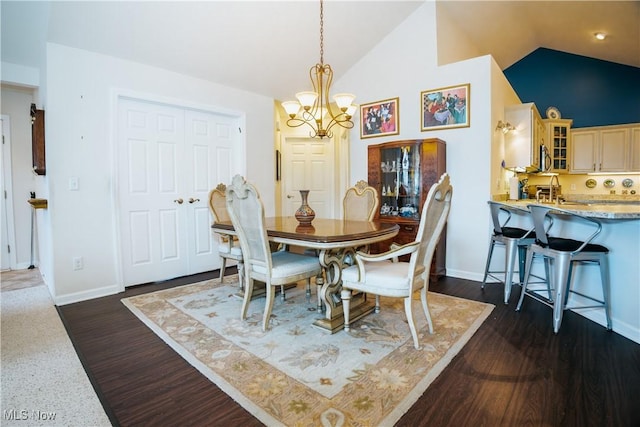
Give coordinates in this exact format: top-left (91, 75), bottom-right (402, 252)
top-left (504, 48), bottom-right (640, 128)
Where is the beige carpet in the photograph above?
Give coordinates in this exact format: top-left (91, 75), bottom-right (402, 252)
top-left (1, 276), bottom-right (111, 427)
top-left (122, 275), bottom-right (493, 426)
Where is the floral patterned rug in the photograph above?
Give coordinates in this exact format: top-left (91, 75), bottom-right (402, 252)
top-left (122, 276), bottom-right (493, 426)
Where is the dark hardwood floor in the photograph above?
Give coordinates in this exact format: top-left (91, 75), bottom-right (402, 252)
top-left (58, 269), bottom-right (640, 427)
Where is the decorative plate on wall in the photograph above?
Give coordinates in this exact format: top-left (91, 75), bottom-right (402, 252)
top-left (603, 179), bottom-right (615, 188)
top-left (585, 179), bottom-right (597, 188)
top-left (622, 178), bottom-right (634, 188)
top-left (546, 106), bottom-right (561, 120)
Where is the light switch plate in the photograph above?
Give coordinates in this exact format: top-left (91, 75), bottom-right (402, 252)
top-left (69, 177), bottom-right (79, 191)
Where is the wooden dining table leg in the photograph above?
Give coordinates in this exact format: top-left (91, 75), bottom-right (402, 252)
top-left (312, 248), bottom-right (375, 333)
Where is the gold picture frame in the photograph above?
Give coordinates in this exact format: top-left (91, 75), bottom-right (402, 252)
top-left (420, 84), bottom-right (470, 131)
top-left (360, 97), bottom-right (400, 139)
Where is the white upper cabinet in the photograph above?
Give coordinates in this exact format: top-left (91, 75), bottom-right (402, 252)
top-left (503, 103), bottom-right (544, 171)
top-left (631, 127), bottom-right (640, 172)
top-left (599, 128), bottom-right (628, 172)
top-left (571, 130), bottom-right (597, 173)
top-left (570, 124), bottom-right (640, 173)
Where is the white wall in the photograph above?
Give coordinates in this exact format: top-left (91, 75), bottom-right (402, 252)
top-left (339, 2), bottom-right (507, 280)
top-left (45, 43), bottom-right (274, 304)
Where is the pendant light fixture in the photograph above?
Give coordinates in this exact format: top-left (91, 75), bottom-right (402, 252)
top-left (281, 0), bottom-right (356, 139)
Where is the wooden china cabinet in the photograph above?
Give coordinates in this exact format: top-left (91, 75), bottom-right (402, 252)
top-left (367, 138), bottom-right (447, 278)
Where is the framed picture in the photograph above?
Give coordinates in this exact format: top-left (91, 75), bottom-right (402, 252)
top-left (420, 84), bottom-right (470, 131)
top-left (360, 97), bottom-right (399, 139)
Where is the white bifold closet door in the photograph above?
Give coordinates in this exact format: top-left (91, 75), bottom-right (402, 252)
top-left (117, 97), bottom-right (239, 286)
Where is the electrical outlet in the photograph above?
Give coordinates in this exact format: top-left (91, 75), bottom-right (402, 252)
top-left (73, 256), bottom-right (84, 270)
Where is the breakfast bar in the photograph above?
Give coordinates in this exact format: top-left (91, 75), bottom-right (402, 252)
top-left (502, 200), bottom-right (640, 341)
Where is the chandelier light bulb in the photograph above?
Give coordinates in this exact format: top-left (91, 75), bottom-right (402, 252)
top-left (333, 93), bottom-right (356, 111)
top-left (282, 101), bottom-right (301, 118)
top-left (295, 91), bottom-right (319, 109)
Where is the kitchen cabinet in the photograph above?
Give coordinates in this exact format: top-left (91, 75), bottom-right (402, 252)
top-left (631, 127), bottom-right (640, 171)
top-left (571, 124), bottom-right (640, 173)
top-left (367, 138), bottom-right (446, 277)
top-left (571, 130), bottom-right (597, 173)
top-left (504, 103), bottom-right (545, 171)
top-left (544, 118), bottom-right (573, 172)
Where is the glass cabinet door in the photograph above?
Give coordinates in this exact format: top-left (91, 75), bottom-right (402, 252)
top-left (378, 144), bottom-right (421, 219)
top-left (546, 119), bottom-right (572, 172)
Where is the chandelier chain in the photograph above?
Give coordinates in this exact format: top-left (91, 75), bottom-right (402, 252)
top-left (319, 0), bottom-right (324, 64)
top-left (281, 0), bottom-right (355, 138)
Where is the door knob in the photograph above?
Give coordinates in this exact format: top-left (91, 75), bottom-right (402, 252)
top-left (188, 197), bottom-right (200, 204)
top-left (287, 195), bottom-right (293, 199)
top-left (174, 198), bottom-right (184, 204)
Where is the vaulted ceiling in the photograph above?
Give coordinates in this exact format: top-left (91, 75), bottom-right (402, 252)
top-left (2, 1), bottom-right (638, 101)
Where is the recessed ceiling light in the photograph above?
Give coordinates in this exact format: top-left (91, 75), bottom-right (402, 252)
top-left (594, 32), bottom-right (606, 40)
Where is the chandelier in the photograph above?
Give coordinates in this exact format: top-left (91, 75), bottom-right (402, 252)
top-left (281, 0), bottom-right (356, 139)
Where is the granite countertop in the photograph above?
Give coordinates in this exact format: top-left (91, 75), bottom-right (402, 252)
top-left (505, 199), bottom-right (640, 219)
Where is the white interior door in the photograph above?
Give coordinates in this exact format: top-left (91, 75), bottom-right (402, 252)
top-left (117, 98), bottom-right (240, 286)
top-left (281, 137), bottom-right (335, 218)
top-left (118, 99), bottom-right (187, 285)
top-left (1, 116), bottom-right (16, 271)
top-left (183, 109), bottom-right (238, 273)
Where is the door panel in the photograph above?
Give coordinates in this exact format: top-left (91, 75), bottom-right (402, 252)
top-left (282, 138), bottom-right (334, 218)
top-left (119, 99), bottom-right (187, 285)
top-left (184, 109), bottom-right (238, 273)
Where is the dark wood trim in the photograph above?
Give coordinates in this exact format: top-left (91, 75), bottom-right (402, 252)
top-left (30, 104), bottom-right (46, 175)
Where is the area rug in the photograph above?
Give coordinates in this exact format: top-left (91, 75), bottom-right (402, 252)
top-left (122, 276), bottom-right (493, 426)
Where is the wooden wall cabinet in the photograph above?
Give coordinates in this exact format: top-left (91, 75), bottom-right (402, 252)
top-left (631, 127), bottom-right (640, 171)
top-left (571, 124), bottom-right (640, 173)
top-left (30, 104), bottom-right (46, 175)
top-left (367, 138), bottom-right (447, 277)
top-left (504, 103), bottom-right (545, 171)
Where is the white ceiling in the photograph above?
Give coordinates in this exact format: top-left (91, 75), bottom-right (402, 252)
top-left (2, 1), bottom-right (638, 100)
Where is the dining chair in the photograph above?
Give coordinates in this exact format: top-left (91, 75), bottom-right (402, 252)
top-left (481, 201), bottom-right (541, 304)
top-left (209, 183), bottom-right (244, 286)
top-left (343, 180), bottom-right (380, 221)
top-left (225, 174), bottom-right (323, 331)
top-left (312, 180), bottom-right (381, 311)
top-left (340, 173), bottom-right (453, 349)
top-left (516, 204), bottom-right (612, 333)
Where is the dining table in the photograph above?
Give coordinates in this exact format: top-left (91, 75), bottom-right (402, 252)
top-left (212, 217), bottom-right (400, 333)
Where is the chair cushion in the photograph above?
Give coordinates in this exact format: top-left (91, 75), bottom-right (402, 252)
top-left (342, 262), bottom-right (413, 297)
top-left (253, 251), bottom-right (321, 278)
top-left (498, 227), bottom-right (532, 239)
top-left (542, 237), bottom-right (609, 253)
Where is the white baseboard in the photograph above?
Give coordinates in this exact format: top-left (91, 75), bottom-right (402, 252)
top-left (54, 283), bottom-right (122, 306)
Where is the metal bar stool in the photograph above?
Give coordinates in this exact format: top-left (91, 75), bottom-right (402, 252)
top-left (482, 201), bottom-right (539, 304)
top-left (516, 204), bottom-right (612, 333)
